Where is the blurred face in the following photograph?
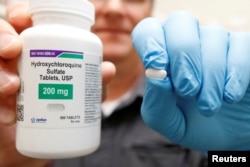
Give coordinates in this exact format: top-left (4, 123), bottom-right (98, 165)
top-left (90, 0), bottom-right (153, 63)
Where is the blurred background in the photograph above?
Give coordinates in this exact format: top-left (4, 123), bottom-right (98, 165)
top-left (0, 0), bottom-right (249, 31)
top-left (0, 0), bottom-right (5, 18)
top-left (153, 0), bottom-right (168, 19)
top-left (0, 0), bottom-right (169, 20)
top-left (153, 0), bottom-right (250, 31)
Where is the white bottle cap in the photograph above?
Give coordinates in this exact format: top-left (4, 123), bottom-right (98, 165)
top-left (29, 0), bottom-right (94, 24)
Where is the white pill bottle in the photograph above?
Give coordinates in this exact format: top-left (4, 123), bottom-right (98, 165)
top-left (16, 0), bottom-right (102, 159)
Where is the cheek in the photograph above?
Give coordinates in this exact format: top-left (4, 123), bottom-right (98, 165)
top-left (128, 8), bottom-right (152, 25)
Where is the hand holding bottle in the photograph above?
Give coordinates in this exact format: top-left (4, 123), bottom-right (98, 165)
top-left (0, 1), bottom-right (115, 166)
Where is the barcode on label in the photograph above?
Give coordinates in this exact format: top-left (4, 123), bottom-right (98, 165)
top-left (17, 104), bottom-right (24, 121)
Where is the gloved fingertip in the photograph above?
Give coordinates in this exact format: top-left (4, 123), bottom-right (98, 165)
top-left (165, 11), bottom-right (197, 24)
top-left (224, 80), bottom-right (246, 104)
top-left (198, 103), bottom-right (221, 117)
top-left (223, 96), bottom-right (234, 104)
top-left (199, 109), bottom-right (217, 117)
top-left (132, 17), bottom-right (168, 70)
top-left (175, 78), bottom-right (201, 97)
top-left (223, 92), bottom-right (238, 104)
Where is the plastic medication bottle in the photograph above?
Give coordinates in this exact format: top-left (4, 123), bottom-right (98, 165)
top-left (16, 0), bottom-right (102, 159)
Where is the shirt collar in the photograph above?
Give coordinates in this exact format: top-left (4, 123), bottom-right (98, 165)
top-left (102, 76), bottom-right (145, 117)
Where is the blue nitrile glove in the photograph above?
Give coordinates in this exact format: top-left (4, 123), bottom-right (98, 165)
top-left (132, 11), bottom-right (250, 151)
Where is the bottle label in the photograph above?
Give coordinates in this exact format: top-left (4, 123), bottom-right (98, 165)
top-left (17, 49), bottom-right (102, 128)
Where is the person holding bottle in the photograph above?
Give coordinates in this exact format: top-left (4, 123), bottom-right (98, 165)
top-left (4, 0), bottom-right (250, 166)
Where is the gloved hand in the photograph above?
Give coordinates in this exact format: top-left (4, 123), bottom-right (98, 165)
top-left (132, 11), bottom-right (250, 151)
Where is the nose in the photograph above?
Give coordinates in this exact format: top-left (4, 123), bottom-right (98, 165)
top-left (102, 0), bottom-right (126, 18)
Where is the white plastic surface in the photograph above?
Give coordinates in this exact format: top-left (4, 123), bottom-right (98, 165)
top-left (16, 0), bottom-right (102, 159)
top-left (29, 0), bottom-right (94, 25)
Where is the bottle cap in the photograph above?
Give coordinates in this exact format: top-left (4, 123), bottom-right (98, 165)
top-left (29, 0), bottom-right (94, 24)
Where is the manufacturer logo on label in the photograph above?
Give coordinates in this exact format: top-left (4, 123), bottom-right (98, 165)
top-left (31, 117), bottom-right (47, 123)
